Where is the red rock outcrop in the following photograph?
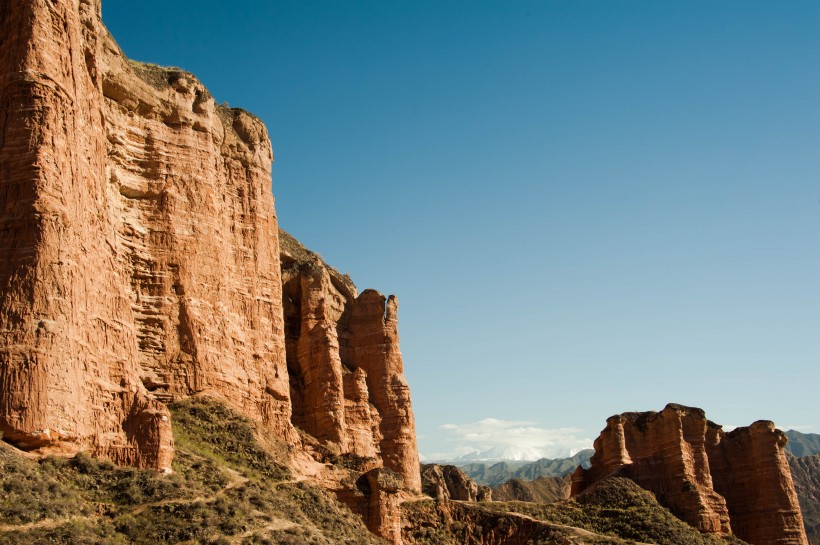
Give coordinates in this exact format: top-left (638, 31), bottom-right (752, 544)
top-left (421, 464), bottom-right (492, 502)
top-left (280, 231), bottom-right (421, 492)
top-left (337, 467), bottom-right (404, 545)
top-left (707, 422), bottom-right (809, 545)
top-left (572, 403), bottom-right (808, 545)
top-left (1, 0), bottom-right (419, 487)
top-left (0, 2), bottom-right (421, 541)
top-left (0, 0), bottom-right (176, 471)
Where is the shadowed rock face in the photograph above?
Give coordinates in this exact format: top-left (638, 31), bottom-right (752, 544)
top-left (572, 404), bottom-right (808, 545)
top-left (337, 467), bottom-right (404, 545)
top-left (421, 464), bottom-right (492, 502)
top-left (789, 454), bottom-right (820, 545)
top-left (0, 0), bottom-right (419, 490)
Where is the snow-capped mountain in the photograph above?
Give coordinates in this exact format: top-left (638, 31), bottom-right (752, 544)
top-left (450, 445), bottom-right (548, 462)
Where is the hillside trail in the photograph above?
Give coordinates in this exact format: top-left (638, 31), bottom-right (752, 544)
top-left (449, 501), bottom-right (654, 545)
top-left (0, 449), bottom-right (305, 536)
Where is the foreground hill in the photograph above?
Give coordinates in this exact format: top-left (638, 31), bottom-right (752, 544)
top-left (0, 397), bottom-right (383, 545)
top-left (403, 477), bottom-right (749, 545)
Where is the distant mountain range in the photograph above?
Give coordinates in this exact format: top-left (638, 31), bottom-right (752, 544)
top-left (458, 449), bottom-right (594, 486)
top-left (786, 430), bottom-right (820, 458)
top-left (430, 445), bottom-right (576, 463)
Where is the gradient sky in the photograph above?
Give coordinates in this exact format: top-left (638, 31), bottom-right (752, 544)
top-left (103, 1), bottom-right (820, 459)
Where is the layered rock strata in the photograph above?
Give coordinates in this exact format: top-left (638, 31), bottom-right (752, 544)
top-left (572, 403), bottom-right (808, 545)
top-left (0, 0), bottom-right (176, 470)
top-left (280, 231), bottom-right (421, 492)
top-left (338, 467), bottom-right (404, 545)
top-left (0, 2), bottom-right (421, 520)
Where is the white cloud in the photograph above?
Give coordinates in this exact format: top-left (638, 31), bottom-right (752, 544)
top-left (426, 418), bottom-right (593, 461)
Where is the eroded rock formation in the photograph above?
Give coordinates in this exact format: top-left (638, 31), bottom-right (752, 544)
top-left (280, 231), bottom-right (421, 492)
top-left (338, 467), bottom-right (405, 545)
top-left (572, 403), bottom-right (808, 545)
top-left (0, 2), bottom-right (422, 542)
top-left (421, 464), bottom-right (492, 502)
top-left (0, 0), bottom-right (420, 503)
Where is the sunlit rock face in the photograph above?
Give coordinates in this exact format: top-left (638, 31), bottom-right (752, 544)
top-left (0, 4), bottom-right (421, 542)
top-left (280, 231), bottom-right (421, 493)
top-left (572, 403), bottom-right (808, 545)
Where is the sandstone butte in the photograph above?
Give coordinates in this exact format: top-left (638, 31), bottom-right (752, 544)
top-left (572, 403), bottom-right (809, 545)
top-left (0, 1), bottom-right (418, 542)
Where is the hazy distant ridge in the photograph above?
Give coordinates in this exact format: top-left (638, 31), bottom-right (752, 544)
top-left (459, 449), bottom-right (593, 486)
top-left (786, 431), bottom-right (820, 458)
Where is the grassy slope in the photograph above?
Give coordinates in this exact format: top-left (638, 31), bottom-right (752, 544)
top-left (0, 397), bottom-right (384, 545)
top-left (786, 431), bottom-right (820, 458)
top-left (490, 475), bottom-right (569, 503)
top-left (403, 477), bottom-right (749, 545)
top-left (459, 450), bottom-right (594, 486)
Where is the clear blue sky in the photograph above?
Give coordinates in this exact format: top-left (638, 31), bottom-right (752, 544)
top-left (103, 1), bottom-right (820, 459)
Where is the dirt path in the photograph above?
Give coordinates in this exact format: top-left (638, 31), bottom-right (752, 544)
top-left (0, 451), bottom-right (313, 540)
top-left (0, 516), bottom-right (97, 534)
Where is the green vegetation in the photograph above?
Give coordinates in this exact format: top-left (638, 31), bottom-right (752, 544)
top-left (403, 477), bottom-right (749, 545)
top-left (488, 478), bottom-right (748, 545)
top-left (0, 397), bottom-right (383, 545)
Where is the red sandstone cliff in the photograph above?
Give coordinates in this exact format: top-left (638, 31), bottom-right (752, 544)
top-left (0, 0), bottom-right (421, 519)
top-left (572, 403), bottom-right (808, 545)
top-left (280, 231), bottom-right (421, 493)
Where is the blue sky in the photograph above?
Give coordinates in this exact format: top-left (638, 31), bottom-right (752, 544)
top-left (103, 1), bottom-right (820, 459)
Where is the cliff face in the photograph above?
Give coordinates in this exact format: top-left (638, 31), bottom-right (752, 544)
top-left (0, 0), bottom-right (421, 515)
top-left (572, 404), bottom-right (808, 545)
top-left (280, 231), bottom-right (420, 492)
top-left (421, 463), bottom-right (492, 502)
